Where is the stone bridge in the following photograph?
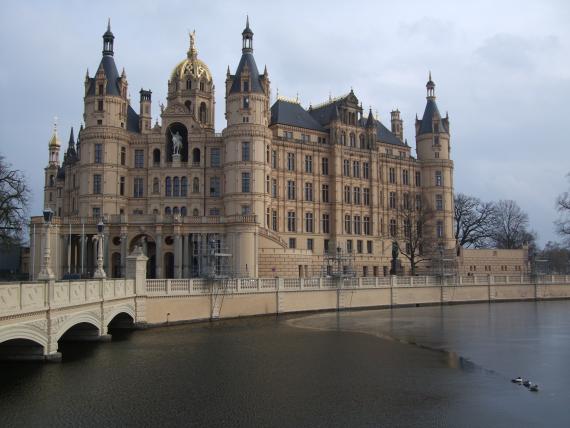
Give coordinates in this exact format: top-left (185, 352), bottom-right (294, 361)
top-left (0, 250), bottom-right (147, 361)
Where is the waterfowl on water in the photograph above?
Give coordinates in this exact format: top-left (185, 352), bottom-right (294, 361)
top-left (511, 377), bottom-right (523, 384)
top-left (523, 380), bottom-right (532, 388)
top-left (529, 384), bottom-right (539, 392)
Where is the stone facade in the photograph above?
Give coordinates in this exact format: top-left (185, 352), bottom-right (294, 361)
top-left (31, 20), bottom-right (456, 279)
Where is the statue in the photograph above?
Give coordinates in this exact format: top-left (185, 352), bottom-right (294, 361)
top-left (390, 241), bottom-right (399, 275)
top-left (170, 130), bottom-right (182, 156)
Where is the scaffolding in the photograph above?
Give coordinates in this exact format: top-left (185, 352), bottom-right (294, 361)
top-left (191, 233), bottom-right (233, 279)
top-left (320, 246), bottom-right (356, 278)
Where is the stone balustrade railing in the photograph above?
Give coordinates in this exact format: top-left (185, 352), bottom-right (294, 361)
top-left (0, 279), bottom-right (136, 317)
top-left (144, 274), bottom-right (570, 296)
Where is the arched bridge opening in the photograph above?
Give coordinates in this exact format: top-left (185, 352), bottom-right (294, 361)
top-left (58, 322), bottom-right (101, 343)
top-left (0, 339), bottom-right (45, 362)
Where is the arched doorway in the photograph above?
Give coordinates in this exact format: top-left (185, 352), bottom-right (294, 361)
top-left (164, 252), bottom-right (174, 279)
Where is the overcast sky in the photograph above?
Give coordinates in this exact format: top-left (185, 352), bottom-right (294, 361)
top-left (0, 0), bottom-right (569, 246)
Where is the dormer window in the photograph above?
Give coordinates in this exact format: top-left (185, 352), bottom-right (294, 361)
top-left (98, 84), bottom-right (104, 95)
top-left (433, 122), bottom-right (439, 133)
top-left (243, 96), bottom-right (250, 109)
top-left (243, 80), bottom-right (249, 92)
top-left (434, 135), bottom-right (440, 146)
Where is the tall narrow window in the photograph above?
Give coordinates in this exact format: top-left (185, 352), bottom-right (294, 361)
top-left (94, 144), bottom-right (102, 164)
top-left (287, 211), bottom-right (296, 232)
top-left (305, 155), bottom-right (313, 173)
top-left (345, 215), bottom-right (352, 234)
top-left (210, 176), bottom-right (221, 197)
top-left (135, 149), bottom-right (144, 168)
top-left (304, 182), bottom-right (313, 201)
top-left (305, 212), bottom-right (314, 233)
top-left (363, 188), bottom-right (370, 206)
top-left (152, 177), bottom-right (159, 194)
top-left (165, 177), bottom-right (172, 196)
top-left (271, 150), bottom-right (277, 168)
top-left (243, 96), bottom-right (250, 109)
top-left (363, 162), bottom-right (369, 179)
top-left (242, 142), bottom-right (250, 161)
top-left (287, 153), bottom-right (295, 171)
top-left (437, 220), bottom-right (444, 238)
top-left (271, 179), bottom-right (277, 198)
top-left (343, 160), bottom-right (350, 176)
top-left (173, 177), bottom-right (180, 196)
top-left (389, 167), bottom-right (396, 184)
top-left (120, 147), bottom-right (126, 165)
top-left (321, 157), bottom-right (329, 175)
top-left (241, 172), bottom-right (250, 193)
top-left (210, 148), bottom-right (221, 167)
top-left (436, 194), bottom-right (443, 211)
top-left (120, 176), bottom-right (125, 196)
top-left (415, 171), bottom-right (421, 186)
top-left (93, 174), bottom-right (102, 194)
top-left (402, 169), bottom-right (409, 185)
top-left (287, 180), bottom-right (296, 200)
top-left (321, 184), bottom-right (329, 203)
top-left (272, 210), bottom-right (278, 231)
top-left (344, 186), bottom-right (351, 204)
top-left (181, 177), bottom-right (187, 196)
top-left (322, 214), bottom-right (330, 233)
top-left (193, 177), bottom-right (200, 193)
top-left (435, 171), bottom-right (443, 187)
top-left (133, 177), bottom-right (143, 198)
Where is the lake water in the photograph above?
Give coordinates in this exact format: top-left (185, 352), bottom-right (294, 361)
top-left (1, 301), bottom-right (570, 427)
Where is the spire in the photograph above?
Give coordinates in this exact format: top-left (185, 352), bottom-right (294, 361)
top-left (242, 16), bottom-right (254, 53)
top-left (366, 108), bottom-right (375, 128)
top-left (426, 70), bottom-right (435, 99)
top-left (187, 30), bottom-right (198, 59)
top-left (68, 127), bottom-right (75, 149)
top-left (102, 19), bottom-right (114, 56)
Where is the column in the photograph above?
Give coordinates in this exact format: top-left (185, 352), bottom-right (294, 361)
top-left (182, 234), bottom-right (189, 277)
top-left (155, 232), bottom-right (163, 278)
top-left (120, 230), bottom-right (128, 277)
top-left (174, 233), bottom-right (182, 278)
top-left (103, 232), bottom-right (109, 274)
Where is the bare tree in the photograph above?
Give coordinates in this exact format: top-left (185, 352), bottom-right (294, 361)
top-left (454, 193), bottom-right (496, 249)
top-left (489, 200), bottom-right (532, 249)
top-left (396, 193), bottom-right (435, 275)
top-left (555, 183), bottom-right (570, 241)
top-left (0, 155), bottom-right (30, 246)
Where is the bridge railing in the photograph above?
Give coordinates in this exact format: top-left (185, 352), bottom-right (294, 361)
top-left (0, 278), bottom-right (135, 317)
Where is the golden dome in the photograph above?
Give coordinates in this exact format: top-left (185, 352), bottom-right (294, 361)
top-left (170, 31), bottom-right (212, 83)
top-left (48, 120), bottom-right (60, 148)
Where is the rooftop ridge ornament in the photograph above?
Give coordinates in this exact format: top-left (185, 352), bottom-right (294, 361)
top-left (277, 94), bottom-right (300, 105)
top-left (311, 92), bottom-right (351, 110)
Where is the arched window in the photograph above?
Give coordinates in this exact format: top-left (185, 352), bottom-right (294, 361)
top-left (173, 206), bottom-right (179, 216)
top-left (153, 208), bottom-right (159, 215)
top-left (153, 177), bottom-right (159, 194)
top-left (165, 206), bottom-right (172, 215)
top-left (185, 100), bottom-right (192, 114)
top-left (153, 148), bottom-right (160, 165)
top-left (49, 175), bottom-right (55, 187)
top-left (341, 132), bottom-right (346, 146)
top-left (192, 208), bottom-right (199, 217)
top-left (181, 177), bottom-right (187, 196)
top-left (186, 79), bottom-right (192, 90)
top-left (173, 177), bottom-right (180, 196)
top-left (192, 177), bottom-right (199, 193)
top-left (180, 206), bottom-right (187, 217)
top-left (192, 148), bottom-right (201, 164)
top-left (199, 102), bottom-right (207, 123)
top-left (359, 134), bottom-right (365, 149)
top-left (165, 177), bottom-right (172, 196)
top-left (350, 133), bottom-right (355, 147)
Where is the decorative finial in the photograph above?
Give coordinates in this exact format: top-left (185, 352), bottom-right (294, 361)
top-left (53, 116), bottom-right (58, 134)
top-left (107, 18), bottom-right (111, 32)
top-left (276, 87), bottom-right (279, 99)
top-left (429, 70), bottom-right (432, 82)
top-left (188, 30), bottom-right (197, 58)
top-left (296, 92), bottom-right (299, 103)
top-left (246, 15), bottom-right (250, 29)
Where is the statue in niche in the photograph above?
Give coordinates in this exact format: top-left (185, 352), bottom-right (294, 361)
top-left (170, 130), bottom-right (182, 155)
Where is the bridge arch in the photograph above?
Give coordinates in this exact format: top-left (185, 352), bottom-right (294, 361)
top-left (105, 305), bottom-right (136, 328)
top-left (55, 313), bottom-right (101, 342)
top-left (0, 325), bottom-right (49, 352)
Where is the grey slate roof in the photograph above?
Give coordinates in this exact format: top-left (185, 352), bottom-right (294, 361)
top-left (418, 98), bottom-right (448, 135)
top-left (308, 101), bottom-right (341, 126)
top-left (376, 120), bottom-right (405, 146)
top-left (87, 55), bottom-right (121, 96)
top-left (229, 53), bottom-right (264, 94)
top-left (270, 100), bottom-right (324, 132)
top-left (127, 105), bottom-right (140, 133)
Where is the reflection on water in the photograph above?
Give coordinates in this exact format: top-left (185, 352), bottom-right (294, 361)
top-left (0, 301), bottom-right (569, 427)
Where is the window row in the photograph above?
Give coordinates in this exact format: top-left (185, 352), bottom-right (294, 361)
top-left (343, 215), bottom-right (373, 235)
top-left (342, 160), bottom-right (370, 179)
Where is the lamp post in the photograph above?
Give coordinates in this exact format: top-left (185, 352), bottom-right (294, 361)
top-left (38, 208), bottom-right (55, 280)
top-left (93, 219), bottom-right (106, 278)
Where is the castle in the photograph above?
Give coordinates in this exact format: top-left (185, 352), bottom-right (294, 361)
top-left (31, 19), bottom-right (457, 279)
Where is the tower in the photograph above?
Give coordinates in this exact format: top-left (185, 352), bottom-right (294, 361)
top-left (44, 120), bottom-right (60, 212)
top-left (390, 109), bottom-right (403, 142)
top-left (415, 72), bottom-right (454, 250)
top-left (224, 17), bottom-right (271, 276)
top-left (139, 89), bottom-right (152, 133)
